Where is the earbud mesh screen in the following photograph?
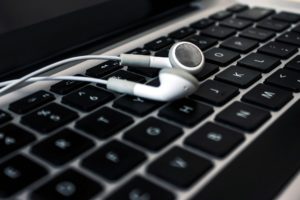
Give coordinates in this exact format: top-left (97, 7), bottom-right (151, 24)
top-left (175, 43), bottom-right (202, 68)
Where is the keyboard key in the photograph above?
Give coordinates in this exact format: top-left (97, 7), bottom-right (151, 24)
top-left (169, 27), bottom-right (195, 39)
top-left (238, 53), bottom-right (281, 72)
top-left (0, 155), bottom-right (48, 198)
top-left (144, 37), bottom-right (174, 51)
top-left (124, 117), bottom-right (182, 151)
top-left (227, 4), bottom-right (249, 13)
top-left (286, 55), bottom-right (300, 71)
top-left (191, 100), bottom-right (300, 200)
top-left (127, 48), bottom-right (151, 55)
top-left (220, 18), bottom-right (252, 30)
top-left (0, 110), bottom-right (12, 125)
top-left (265, 69), bottom-right (300, 92)
top-left (62, 85), bottom-right (114, 112)
top-left (272, 11), bottom-right (300, 23)
top-left (147, 147), bottom-right (212, 188)
top-left (194, 63), bottom-right (219, 81)
top-left (0, 124), bottom-right (36, 159)
top-left (50, 74), bottom-right (87, 95)
top-left (258, 41), bottom-right (298, 59)
top-left (237, 7), bottom-right (274, 21)
top-left (242, 84), bottom-right (293, 110)
top-left (186, 35), bottom-right (218, 51)
top-left (9, 90), bottom-right (55, 114)
top-left (82, 140), bottom-right (146, 180)
top-left (204, 48), bottom-right (240, 66)
top-left (221, 37), bottom-right (258, 53)
top-left (277, 31), bottom-right (300, 46)
top-left (154, 48), bottom-right (169, 57)
top-left (31, 129), bottom-right (94, 166)
top-left (185, 122), bottom-right (244, 157)
top-left (21, 103), bottom-right (78, 133)
top-left (86, 61), bottom-right (121, 78)
top-left (210, 11), bottom-right (232, 21)
top-left (103, 70), bottom-right (146, 83)
top-left (106, 176), bottom-right (174, 200)
top-left (216, 101), bottom-right (271, 131)
top-left (159, 98), bottom-right (213, 127)
top-left (215, 66), bottom-right (261, 88)
top-left (201, 26), bottom-right (236, 39)
top-left (240, 27), bottom-right (275, 42)
top-left (76, 107), bottom-right (133, 139)
top-left (256, 19), bottom-right (290, 32)
top-left (31, 169), bottom-right (102, 200)
top-left (113, 95), bottom-right (162, 117)
top-left (192, 80), bottom-right (239, 106)
top-left (294, 25), bottom-right (300, 33)
top-left (191, 18), bottom-right (215, 29)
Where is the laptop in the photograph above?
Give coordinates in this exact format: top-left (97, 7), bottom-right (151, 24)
top-left (0, 0), bottom-right (300, 199)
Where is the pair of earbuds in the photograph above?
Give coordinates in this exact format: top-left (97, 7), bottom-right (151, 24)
top-left (0, 42), bottom-right (205, 101)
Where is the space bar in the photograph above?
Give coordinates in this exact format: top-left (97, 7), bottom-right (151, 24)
top-left (192, 100), bottom-right (300, 200)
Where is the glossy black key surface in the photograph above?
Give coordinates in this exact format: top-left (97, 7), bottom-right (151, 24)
top-left (240, 27), bottom-right (275, 42)
top-left (210, 11), bottom-right (232, 21)
top-left (62, 85), bottom-right (114, 112)
top-left (82, 140), bottom-right (146, 181)
top-left (258, 42), bottom-right (298, 59)
top-left (31, 129), bottom-right (94, 166)
top-left (220, 18), bottom-right (252, 30)
top-left (86, 61), bottom-right (121, 78)
top-left (242, 84), bottom-right (293, 110)
top-left (103, 70), bottom-right (146, 83)
top-left (0, 155), bottom-right (48, 198)
top-left (148, 147), bottom-right (212, 188)
top-left (221, 37), bottom-right (258, 53)
top-left (76, 107), bottom-right (133, 139)
top-left (9, 90), bottom-right (55, 114)
top-left (106, 176), bottom-right (174, 200)
top-left (215, 66), bottom-right (261, 88)
top-left (0, 124), bottom-right (35, 159)
top-left (154, 48), bottom-right (169, 57)
top-left (277, 31), bottom-right (300, 46)
top-left (0, 110), bottom-right (12, 125)
top-left (113, 95), bottom-right (162, 117)
top-left (31, 169), bottom-right (102, 200)
top-left (186, 35), bottom-right (218, 51)
top-left (265, 69), bottom-right (300, 92)
top-left (272, 11), bottom-right (300, 23)
top-left (128, 48), bottom-right (151, 55)
top-left (158, 98), bottom-right (213, 127)
top-left (294, 25), bottom-right (300, 33)
top-left (185, 122), bottom-right (244, 157)
top-left (191, 18), bottom-right (215, 29)
top-left (144, 37), bottom-right (174, 51)
top-left (21, 103), bottom-right (78, 133)
top-left (194, 63), bottom-right (219, 81)
top-left (204, 48), bottom-right (240, 66)
top-left (286, 55), bottom-right (300, 71)
top-left (50, 75), bottom-right (87, 95)
top-left (201, 26), bottom-right (236, 40)
top-left (192, 80), bottom-right (239, 106)
top-left (191, 100), bottom-right (300, 200)
top-left (238, 53), bottom-right (280, 72)
top-left (227, 4), bottom-right (249, 13)
top-left (216, 101), bottom-right (271, 131)
top-left (169, 27), bottom-right (195, 39)
top-left (237, 7), bottom-right (274, 21)
top-left (124, 117), bottom-right (182, 151)
top-left (256, 19), bottom-right (290, 32)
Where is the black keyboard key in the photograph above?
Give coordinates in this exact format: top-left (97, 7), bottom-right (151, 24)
top-left (0, 155), bottom-right (48, 198)
top-left (294, 25), bottom-right (300, 33)
top-left (277, 31), bottom-right (300, 46)
top-left (191, 18), bottom-right (215, 29)
top-left (103, 70), bottom-right (146, 83)
top-left (86, 61), bottom-right (121, 78)
top-left (237, 7), bottom-right (274, 21)
top-left (201, 26), bottom-right (236, 39)
top-left (76, 107), bottom-right (133, 139)
top-left (127, 67), bottom-right (159, 78)
top-left (186, 35), bottom-right (218, 51)
top-left (31, 129), bottom-right (94, 166)
top-left (286, 55), bottom-right (300, 71)
top-left (216, 101), bottom-right (271, 131)
top-left (113, 95), bottom-right (162, 117)
top-left (148, 147), bottom-right (212, 188)
top-left (82, 140), bottom-right (146, 180)
top-left (191, 99), bottom-right (300, 200)
top-left (242, 84), bottom-right (293, 110)
top-left (169, 27), bottom-right (195, 39)
top-left (106, 176), bottom-right (174, 200)
top-left (185, 122), bottom-right (244, 157)
top-left (210, 11), bottom-right (232, 21)
top-left (0, 110), bottom-right (12, 125)
top-left (31, 169), bottom-right (102, 200)
top-left (221, 37), bottom-right (258, 53)
top-left (192, 80), bottom-right (239, 106)
top-left (238, 53), bottom-right (281, 72)
top-left (128, 48), bottom-right (151, 55)
top-left (194, 63), bottom-right (219, 81)
top-left (215, 66), bottom-right (261, 88)
top-left (204, 48), bottom-right (240, 66)
top-left (227, 4), bottom-right (249, 13)
top-left (144, 37), bottom-right (174, 51)
top-left (220, 18), bottom-right (252, 30)
top-left (154, 48), bottom-right (169, 57)
top-left (272, 11), bottom-right (300, 23)
top-left (159, 98), bottom-right (213, 127)
top-left (256, 19), bottom-right (290, 32)
top-left (0, 124), bottom-right (35, 159)
top-left (240, 27), bottom-right (275, 42)
top-left (9, 90), bottom-right (55, 114)
top-left (265, 69), bottom-right (300, 92)
top-left (50, 74), bottom-right (87, 95)
top-left (124, 117), bottom-right (182, 151)
top-left (258, 41), bottom-right (298, 59)
top-left (21, 103), bottom-right (78, 133)
top-left (62, 85), bottom-right (114, 112)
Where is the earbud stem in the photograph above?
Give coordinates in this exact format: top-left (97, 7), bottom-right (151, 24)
top-left (120, 54), bottom-right (172, 69)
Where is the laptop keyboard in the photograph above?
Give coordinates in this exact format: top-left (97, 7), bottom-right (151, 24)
top-left (0, 3), bottom-right (300, 199)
